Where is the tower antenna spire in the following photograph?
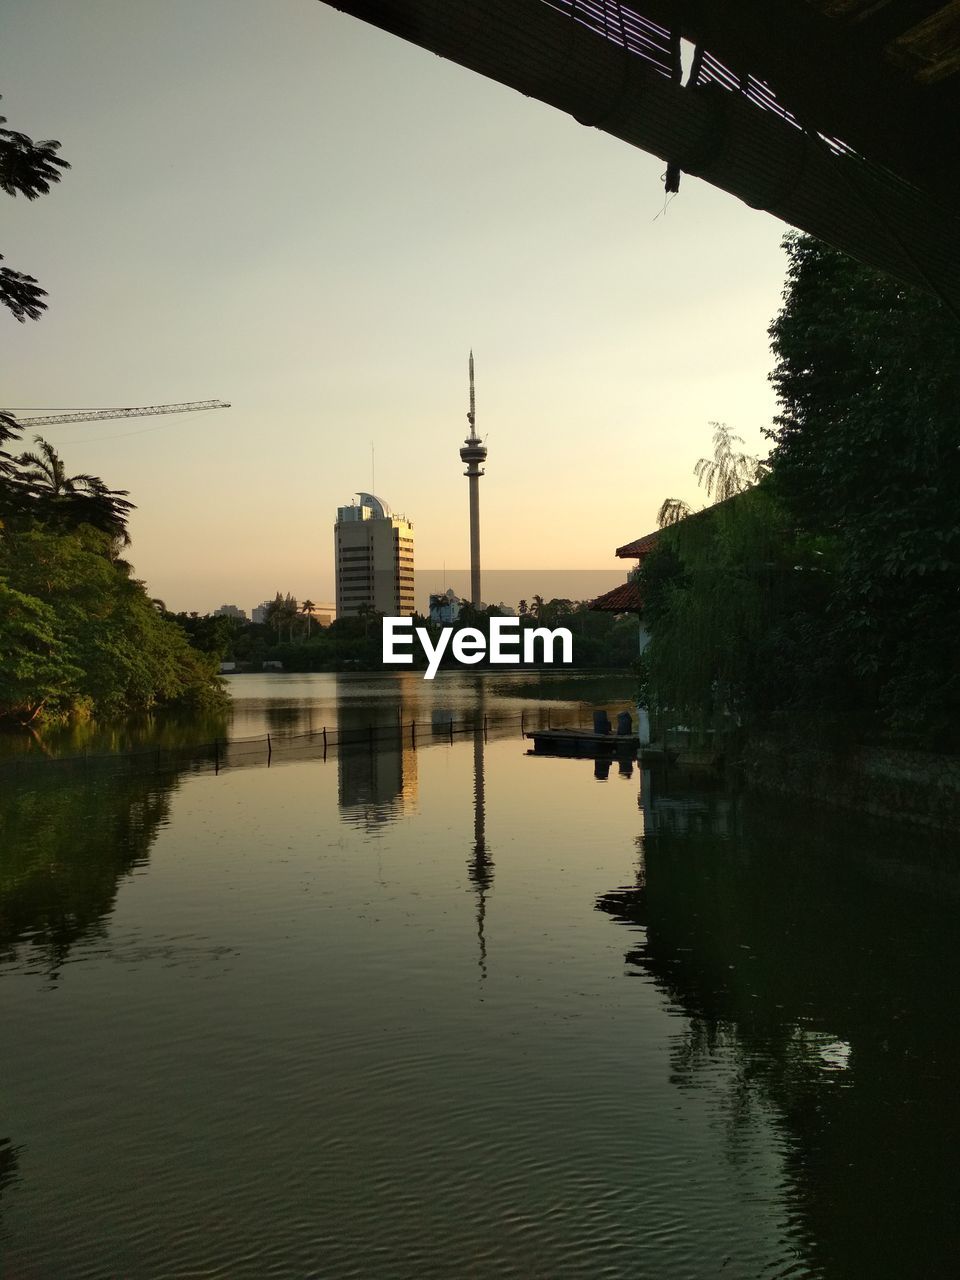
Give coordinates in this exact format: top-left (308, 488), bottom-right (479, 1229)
top-left (468, 349), bottom-right (477, 439)
top-left (460, 349), bottom-right (488, 607)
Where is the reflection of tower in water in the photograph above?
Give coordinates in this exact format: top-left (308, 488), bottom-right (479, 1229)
top-left (468, 712), bottom-right (494, 980)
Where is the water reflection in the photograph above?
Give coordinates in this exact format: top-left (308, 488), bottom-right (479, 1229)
top-left (599, 779), bottom-right (960, 1279)
top-left (336, 677), bottom-right (418, 829)
top-left (0, 767), bottom-right (181, 979)
top-left (0, 1137), bottom-right (21, 1244)
top-left (468, 704), bottom-right (493, 982)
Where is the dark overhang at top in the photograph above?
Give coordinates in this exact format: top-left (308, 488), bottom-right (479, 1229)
top-left (318, 0), bottom-right (960, 314)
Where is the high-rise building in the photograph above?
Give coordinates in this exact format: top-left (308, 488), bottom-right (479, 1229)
top-left (213, 604), bottom-right (247, 620)
top-left (459, 350), bottom-right (487, 607)
top-left (334, 492), bottom-right (415, 617)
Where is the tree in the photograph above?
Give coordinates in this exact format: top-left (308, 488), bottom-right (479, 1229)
top-left (693, 423), bottom-right (767, 502)
top-left (0, 525), bottom-right (225, 723)
top-left (1, 96), bottom-right (70, 322)
top-left (641, 233), bottom-right (960, 750)
top-left (657, 497), bottom-right (692, 528)
top-left (656, 424), bottom-right (766, 531)
top-left (15, 435), bottom-right (135, 547)
top-left (264, 592), bottom-right (299, 643)
top-left (0, 582), bottom-right (78, 723)
top-left (768, 231), bottom-right (960, 746)
top-left (300, 598), bottom-right (317, 638)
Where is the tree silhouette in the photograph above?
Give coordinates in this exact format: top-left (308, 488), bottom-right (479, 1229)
top-left (265, 592), bottom-right (298, 643)
top-left (656, 424), bottom-right (767, 529)
top-left (301, 598), bottom-right (317, 639)
top-left (694, 423), bottom-right (767, 502)
top-left (657, 497), bottom-right (692, 528)
top-left (0, 96), bottom-right (70, 322)
top-left (16, 436), bottom-right (135, 547)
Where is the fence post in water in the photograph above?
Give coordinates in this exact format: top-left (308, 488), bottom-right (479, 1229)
top-left (214, 737), bottom-right (220, 774)
top-left (449, 718), bottom-right (454, 744)
top-left (411, 720), bottom-right (416, 747)
top-left (267, 733), bottom-right (272, 765)
top-left (483, 714), bottom-right (488, 740)
top-left (521, 710), bottom-right (525, 738)
top-left (322, 726), bottom-right (327, 751)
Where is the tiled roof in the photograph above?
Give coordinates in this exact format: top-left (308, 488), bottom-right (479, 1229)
top-left (615, 530), bottom-right (660, 560)
top-left (590, 580), bottom-right (643, 614)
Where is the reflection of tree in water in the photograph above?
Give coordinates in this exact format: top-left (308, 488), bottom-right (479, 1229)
top-left (0, 1137), bottom-right (21, 1239)
top-left (599, 787), bottom-right (960, 1279)
top-left (1, 707), bottom-right (229, 763)
top-left (0, 766), bottom-right (180, 977)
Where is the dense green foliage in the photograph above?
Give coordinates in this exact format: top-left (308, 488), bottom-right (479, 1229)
top-left (1, 424), bottom-right (225, 725)
top-left (642, 233), bottom-right (960, 750)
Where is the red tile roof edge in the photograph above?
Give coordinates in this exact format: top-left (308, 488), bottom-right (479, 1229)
top-left (615, 529), bottom-right (660, 559)
top-left (589, 580), bottom-right (644, 613)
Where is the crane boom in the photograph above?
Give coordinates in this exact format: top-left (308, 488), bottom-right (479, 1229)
top-left (7, 399), bottom-right (230, 427)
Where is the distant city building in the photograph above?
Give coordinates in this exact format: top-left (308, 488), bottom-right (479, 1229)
top-left (251, 599), bottom-right (275, 625)
top-left (429, 589), bottom-right (462, 625)
top-left (335, 492), bottom-right (414, 617)
top-left (214, 604), bottom-right (247, 620)
top-left (304, 602), bottom-right (336, 628)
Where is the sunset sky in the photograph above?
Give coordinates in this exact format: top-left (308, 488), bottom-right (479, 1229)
top-left (4, 0), bottom-right (788, 613)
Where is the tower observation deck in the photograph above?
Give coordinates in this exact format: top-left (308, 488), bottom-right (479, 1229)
top-left (460, 350), bottom-right (487, 608)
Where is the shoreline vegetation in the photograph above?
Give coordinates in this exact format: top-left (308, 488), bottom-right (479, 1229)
top-left (640, 232), bottom-right (960, 760)
top-left (0, 110), bottom-right (228, 729)
top-left (0, 424), bottom-right (228, 729)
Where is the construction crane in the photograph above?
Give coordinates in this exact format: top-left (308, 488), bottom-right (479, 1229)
top-left (4, 399), bottom-right (230, 427)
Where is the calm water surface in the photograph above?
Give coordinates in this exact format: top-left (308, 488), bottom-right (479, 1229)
top-left (2, 674), bottom-right (959, 1278)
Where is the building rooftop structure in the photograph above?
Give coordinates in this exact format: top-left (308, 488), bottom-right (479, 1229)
top-left (321, 0), bottom-right (960, 315)
top-left (592, 527), bottom-right (661, 613)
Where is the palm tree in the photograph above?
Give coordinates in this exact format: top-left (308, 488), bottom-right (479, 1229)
top-left (16, 435), bottom-right (134, 546)
top-left (300, 598), bottom-right (317, 639)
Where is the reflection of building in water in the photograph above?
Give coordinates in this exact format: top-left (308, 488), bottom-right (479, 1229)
top-left (468, 717), bottom-right (493, 980)
top-left (337, 740), bottom-right (418, 830)
top-left (335, 678), bottom-right (418, 829)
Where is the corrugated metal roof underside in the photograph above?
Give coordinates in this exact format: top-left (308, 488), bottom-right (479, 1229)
top-left (320, 0), bottom-right (960, 317)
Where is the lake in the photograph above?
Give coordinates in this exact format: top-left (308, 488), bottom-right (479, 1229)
top-left (2, 672), bottom-right (959, 1278)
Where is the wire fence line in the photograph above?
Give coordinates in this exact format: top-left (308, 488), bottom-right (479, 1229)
top-left (0, 707), bottom-right (589, 781)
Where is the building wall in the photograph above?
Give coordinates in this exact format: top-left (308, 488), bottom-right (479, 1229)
top-left (335, 511), bottom-right (414, 617)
